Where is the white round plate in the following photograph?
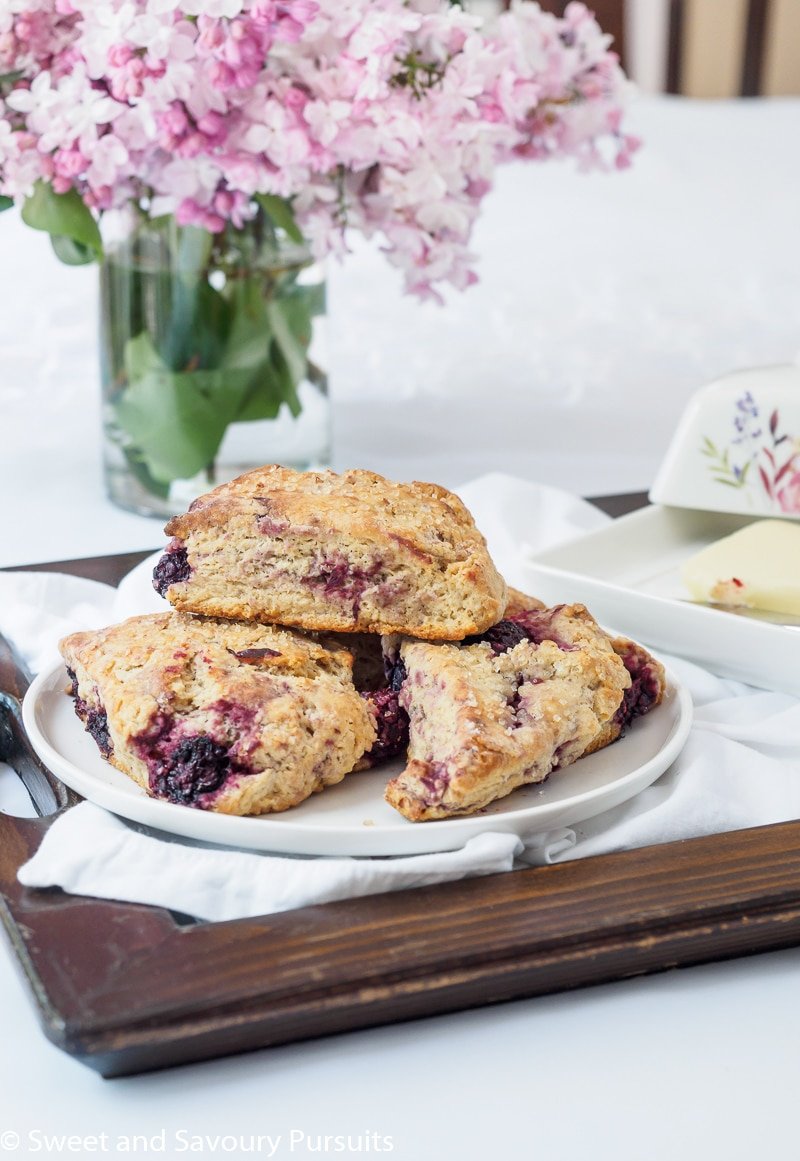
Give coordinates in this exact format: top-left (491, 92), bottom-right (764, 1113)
top-left (113, 550), bottom-right (168, 619)
top-left (23, 660), bottom-right (692, 856)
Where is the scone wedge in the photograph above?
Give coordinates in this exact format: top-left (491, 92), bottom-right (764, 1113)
top-left (60, 612), bottom-right (376, 815)
top-left (153, 466), bottom-right (507, 640)
top-left (384, 600), bottom-right (665, 821)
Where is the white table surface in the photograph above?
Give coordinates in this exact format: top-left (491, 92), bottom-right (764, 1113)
top-left (2, 94), bottom-right (800, 1158)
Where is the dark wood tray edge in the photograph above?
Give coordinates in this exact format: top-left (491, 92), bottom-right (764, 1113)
top-left (5, 807), bottom-right (800, 1077)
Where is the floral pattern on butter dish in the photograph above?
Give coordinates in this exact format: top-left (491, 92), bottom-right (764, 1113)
top-left (701, 392), bottom-right (800, 513)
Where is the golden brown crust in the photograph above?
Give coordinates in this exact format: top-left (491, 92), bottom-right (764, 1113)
top-left (384, 603), bottom-right (633, 821)
top-left (157, 466), bottom-right (507, 640)
top-left (60, 612), bottom-right (376, 816)
top-left (504, 586), bottom-right (547, 616)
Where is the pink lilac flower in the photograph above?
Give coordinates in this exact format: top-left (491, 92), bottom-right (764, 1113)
top-left (0, 0), bottom-right (637, 297)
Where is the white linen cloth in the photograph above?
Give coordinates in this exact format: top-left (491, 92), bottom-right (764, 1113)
top-left (6, 475), bottom-right (800, 922)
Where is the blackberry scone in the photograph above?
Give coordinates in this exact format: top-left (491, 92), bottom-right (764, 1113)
top-left (383, 601), bottom-right (666, 821)
top-left (60, 612), bottom-right (377, 815)
top-left (153, 466), bottom-right (507, 640)
top-left (506, 593), bottom-right (667, 756)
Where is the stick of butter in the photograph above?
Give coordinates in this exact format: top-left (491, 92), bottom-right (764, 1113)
top-left (681, 519), bottom-right (800, 615)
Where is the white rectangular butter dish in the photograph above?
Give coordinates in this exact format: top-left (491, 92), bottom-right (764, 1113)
top-left (523, 504), bottom-right (800, 696)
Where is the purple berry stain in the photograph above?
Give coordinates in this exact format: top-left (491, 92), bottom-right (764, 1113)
top-left (150, 735), bottom-right (231, 805)
top-left (385, 655), bottom-right (407, 692)
top-left (463, 620), bottom-right (528, 654)
top-left (420, 761), bottom-right (450, 804)
top-left (614, 651), bottom-right (662, 729)
top-left (133, 710), bottom-right (254, 807)
top-left (257, 513), bottom-right (290, 537)
top-left (507, 607), bottom-right (577, 651)
top-left (230, 647), bottom-right (282, 664)
top-left (361, 687), bottom-right (409, 764)
top-left (66, 667), bottom-right (113, 758)
top-left (85, 707), bottom-right (113, 758)
top-left (304, 552), bottom-right (383, 616)
top-left (153, 539), bottom-right (191, 596)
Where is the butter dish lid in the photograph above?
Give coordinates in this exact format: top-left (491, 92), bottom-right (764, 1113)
top-left (649, 364), bottom-right (800, 520)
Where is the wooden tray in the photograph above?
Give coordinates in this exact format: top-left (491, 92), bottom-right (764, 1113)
top-left (4, 499), bottom-right (800, 1078)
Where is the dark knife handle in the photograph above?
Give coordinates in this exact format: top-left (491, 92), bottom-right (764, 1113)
top-left (0, 634), bottom-right (80, 817)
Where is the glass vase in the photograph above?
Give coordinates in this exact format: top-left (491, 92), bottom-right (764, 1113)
top-left (99, 212), bottom-right (329, 518)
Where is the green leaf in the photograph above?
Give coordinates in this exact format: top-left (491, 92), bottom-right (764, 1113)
top-left (116, 331), bottom-right (259, 481)
top-left (122, 448), bottom-right (171, 500)
top-left (21, 182), bottom-right (102, 259)
top-left (266, 298), bottom-right (309, 388)
top-left (220, 276), bottom-right (310, 423)
top-left (124, 331), bottom-right (168, 381)
top-left (0, 195), bottom-right (13, 212)
top-left (232, 358), bottom-right (286, 422)
top-left (255, 194), bottom-right (304, 243)
top-left (114, 364), bottom-right (254, 483)
top-left (110, 255), bottom-right (318, 482)
top-left (155, 277), bottom-right (232, 372)
top-left (222, 278), bottom-right (271, 372)
top-left (269, 341), bottom-right (302, 418)
top-left (50, 234), bottom-right (96, 266)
